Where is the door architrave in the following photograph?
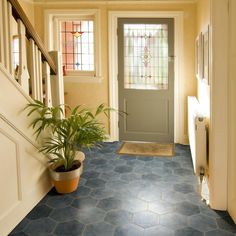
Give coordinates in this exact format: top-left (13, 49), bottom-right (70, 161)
top-left (108, 11), bottom-right (185, 143)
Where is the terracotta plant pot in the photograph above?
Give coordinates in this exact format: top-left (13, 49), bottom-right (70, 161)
top-left (49, 152), bottom-right (85, 194)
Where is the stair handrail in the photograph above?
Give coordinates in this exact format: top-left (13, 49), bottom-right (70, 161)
top-left (8, 0), bottom-right (57, 75)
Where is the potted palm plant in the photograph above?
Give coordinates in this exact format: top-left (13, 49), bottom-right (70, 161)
top-left (25, 100), bottom-right (110, 194)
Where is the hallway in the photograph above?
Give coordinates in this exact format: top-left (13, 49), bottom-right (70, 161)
top-left (10, 143), bottom-right (236, 236)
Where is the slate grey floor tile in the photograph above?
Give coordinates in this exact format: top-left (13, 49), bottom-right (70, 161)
top-left (24, 217), bottom-right (56, 236)
top-left (189, 214), bottom-right (218, 232)
top-left (72, 197), bottom-right (98, 210)
top-left (160, 213), bottom-right (188, 230)
top-left (77, 207), bottom-right (106, 225)
top-left (71, 186), bottom-right (91, 198)
top-left (114, 224), bottom-right (144, 236)
top-left (46, 195), bottom-right (73, 208)
top-left (205, 229), bottom-right (235, 236)
top-left (175, 201), bottom-right (200, 216)
top-left (149, 200), bottom-right (175, 214)
top-left (49, 206), bottom-right (79, 222)
top-left (144, 225), bottom-right (174, 236)
top-left (83, 222), bottom-right (115, 236)
top-left (174, 227), bottom-right (203, 236)
top-left (54, 220), bottom-right (84, 236)
top-left (11, 142), bottom-right (236, 236)
top-left (133, 211), bottom-right (159, 228)
top-left (97, 197), bottom-right (122, 211)
top-left (26, 204), bottom-right (52, 220)
top-left (104, 210), bottom-right (132, 226)
top-left (217, 216), bottom-right (236, 233)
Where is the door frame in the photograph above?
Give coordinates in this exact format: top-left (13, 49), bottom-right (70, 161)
top-left (108, 11), bottom-right (185, 143)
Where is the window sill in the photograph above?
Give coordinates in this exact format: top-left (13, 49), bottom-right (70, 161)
top-left (63, 75), bottom-right (103, 83)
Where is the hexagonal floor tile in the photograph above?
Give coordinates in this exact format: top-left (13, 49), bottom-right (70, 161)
top-left (114, 224), bottom-right (144, 236)
top-left (162, 191), bottom-right (187, 204)
top-left (205, 229), bottom-right (235, 236)
top-left (159, 213), bottom-right (187, 230)
top-left (175, 227), bottom-right (203, 236)
top-left (49, 206), bottom-right (79, 222)
top-left (9, 218), bottom-right (30, 234)
top-left (26, 204), bottom-right (52, 220)
top-left (114, 165), bottom-right (133, 173)
top-left (175, 201), bottom-right (200, 216)
top-left (46, 195), bottom-right (73, 208)
top-left (189, 214), bottom-right (218, 232)
top-left (104, 210), bottom-right (132, 226)
top-left (97, 197), bottom-right (122, 211)
top-left (216, 216), bottom-right (236, 234)
top-left (121, 198), bottom-right (148, 213)
top-left (54, 220), bottom-right (84, 236)
top-left (138, 190), bottom-right (161, 202)
top-left (90, 188), bottom-right (114, 200)
top-left (144, 225), bottom-right (174, 236)
top-left (133, 211), bottom-right (159, 228)
top-left (24, 218), bottom-right (56, 236)
top-left (77, 207), bottom-right (106, 225)
top-left (83, 222), bottom-right (115, 236)
top-left (149, 200), bottom-right (175, 215)
top-left (71, 186), bottom-right (91, 198)
top-left (174, 183), bottom-right (195, 194)
top-left (72, 197), bottom-right (98, 210)
top-left (85, 178), bottom-right (106, 188)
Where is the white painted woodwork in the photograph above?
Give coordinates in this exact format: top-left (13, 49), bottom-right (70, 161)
top-left (35, 45), bottom-right (40, 100)
top-left (29, 39), bottom-right (37, 100)
top-left (37, 50), bottom-right (43, 101)
top-left (0, 67), bottom-right (52, 236)
top-left (49, 51), bottom-right (64, 109)
top-left (0, 0), bottom-right (4, 64)
top-left (7, 1), bottom-right (13, 75)
top-left (2, 0), bottom-right (10, 71)
top-left (228, 0), bottom-right (236, 223)
top-left (108, 11), bottom-right (185, 143)
top-left (43, 61), bottom-right (52, 107)
top-left (17, 19), bottom-right (30, 94)
top-left (208, 0), bottom-right (228, 210)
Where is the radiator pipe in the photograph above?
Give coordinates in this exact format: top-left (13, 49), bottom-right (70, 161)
top-left (199, 166), bottom-right (205, 200)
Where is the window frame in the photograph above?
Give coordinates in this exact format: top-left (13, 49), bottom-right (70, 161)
top-left (44, 9), bottom-right (102, 83)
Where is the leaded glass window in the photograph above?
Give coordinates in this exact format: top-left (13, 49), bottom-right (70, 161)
top-left (124, 24), bottom-right (168, 90)
top-left (60, 21), bottom-right (94, 71)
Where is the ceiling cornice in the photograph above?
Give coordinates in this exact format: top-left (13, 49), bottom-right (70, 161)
top-left (30, 0), bottom-right (197, 5)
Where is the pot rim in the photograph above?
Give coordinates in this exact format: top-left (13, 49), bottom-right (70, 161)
top-left (49, 160), bottom-right (83, 181)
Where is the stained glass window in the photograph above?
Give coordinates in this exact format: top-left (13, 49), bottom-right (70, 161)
top-left (124, 24), bottom-right (168, 90)
top-left (60, 21), bottom-right (94, 71)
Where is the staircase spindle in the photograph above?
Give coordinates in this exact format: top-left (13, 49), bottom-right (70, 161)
top-left (17, 19), bottom-right (30, 94)
top-left (43, 61), bottom-right (52, 107)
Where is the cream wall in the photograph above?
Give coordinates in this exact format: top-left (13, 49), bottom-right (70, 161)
top-left (196, 0), bottom-right (210, 118)
top-left (228, 0), bottom-right (236, 223)
top-left (18, 0), bottom-right (35, 26)
top-left (33, 1), bottom-right (197, 139)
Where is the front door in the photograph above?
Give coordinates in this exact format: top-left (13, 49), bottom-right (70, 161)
top-left (118, 18), bottom-right (174, 142)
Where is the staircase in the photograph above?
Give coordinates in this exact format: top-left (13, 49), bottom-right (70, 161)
top-left (0, 1), bottom-right (64, 235)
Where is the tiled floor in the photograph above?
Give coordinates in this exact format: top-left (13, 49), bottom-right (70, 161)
top-left (10, 142), bottom-right (236, 236)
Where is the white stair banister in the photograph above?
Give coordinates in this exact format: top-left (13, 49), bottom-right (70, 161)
top-left (49, 51), bottom-right (64, 118)
top-left (17, 19), bottom-right (30, 94)
top-left (43, 61), bottom-right (52, 107)
top-left (29, 39), bottom-right (37, 99)
top-left (7, 1), bottom-right (13, 75)
top-left (2, 0), bottom-right (10, 71)
top-left (0, 0), bottom-right (5, 65)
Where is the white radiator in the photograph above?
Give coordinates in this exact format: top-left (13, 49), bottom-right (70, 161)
top-left (188, 96), bottom-right (207, 176)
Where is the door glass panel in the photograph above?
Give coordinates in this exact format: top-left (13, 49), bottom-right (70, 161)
top-left (124, 24), bottom-right (168, 90)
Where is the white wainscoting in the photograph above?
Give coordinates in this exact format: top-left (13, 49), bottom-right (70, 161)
top-left (0, 67), bottom-right (52, 236)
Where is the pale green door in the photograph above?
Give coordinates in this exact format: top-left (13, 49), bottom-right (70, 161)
top-left (118, 18), bottom-right (174, 142)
